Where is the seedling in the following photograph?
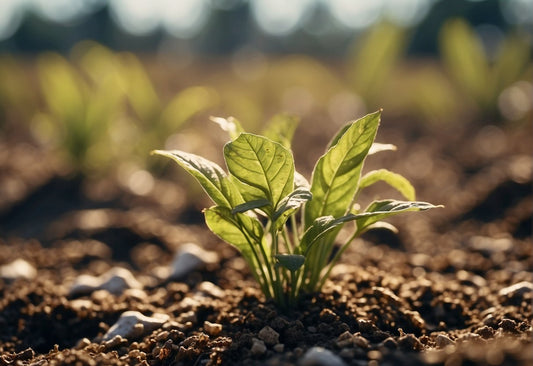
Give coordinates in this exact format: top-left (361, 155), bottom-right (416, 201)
top-left (153, 111), bottom-right (441, 309)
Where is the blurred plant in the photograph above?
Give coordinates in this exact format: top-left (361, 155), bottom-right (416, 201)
top-left (35, 52), bottom-right (122, 174)
top-left (440, 18), bottom-right (532, 122)
top-left (91, 44), bottom-right (219, 171)
top-left (0, 55), bottom-right (37, 130)
top-left (386, 62), bottom-right (462, 126)
top-left (34, 41), bottom-right (218, 176)
top-left (346, 22), bottom-right (408, 110)
top-left (153, 111), bottom-right (440, 309)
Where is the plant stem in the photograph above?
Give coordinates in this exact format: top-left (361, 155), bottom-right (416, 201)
top-left (316, 229), bottom-right (359, 291)
top-left (282, 227), bottom-right (293, 254)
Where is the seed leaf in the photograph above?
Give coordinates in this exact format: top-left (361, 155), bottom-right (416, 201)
top-left (152, 150), bottom-right (241, 208)
top-left (305, 111), bottom-right (381, 227)
top-left (359, 169), bottom-right (416, 201)
top-left (275, 254), bottom-right (305, 272)
top-left (224, 133), bottom-right (294, 213)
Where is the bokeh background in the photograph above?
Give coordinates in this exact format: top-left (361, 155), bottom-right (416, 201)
top-left (0, 0), bottom-right (531, 226)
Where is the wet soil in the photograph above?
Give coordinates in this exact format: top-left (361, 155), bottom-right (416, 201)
top-left (0, 121), bottom-right (531, 365)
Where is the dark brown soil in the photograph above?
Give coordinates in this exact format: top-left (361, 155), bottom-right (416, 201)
top-left (0, 121), bottom-right (531, 366)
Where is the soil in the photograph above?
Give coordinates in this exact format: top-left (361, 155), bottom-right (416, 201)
top-left (0, 120), bottom-right (531, 366)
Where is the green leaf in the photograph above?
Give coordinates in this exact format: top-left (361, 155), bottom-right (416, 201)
top-left (305, 110), bottom-right (381, 227)
top-left (152, 150), bottom-right (241, 208)
top-left (362, 221), bottom-right (398, 234)
top-left (301, 199), bottom-right (441, 253)
top-left (299, 215), bottom-right (339, 254)
top-left (210, 116), bottom-right (244, 140)
top-left (359, 169), bottom-right (415, 201)
top-left (354, 199), bottom-right (442, 232)
top-left (262, 114), bottom-right (299, 149)
top-left (326, 123), bottom-right (351, 150)
top-left (275, 254), bottom-right (305, 272)
top-left (273, 188), bottom-right (312, 226)
top-left (440, 18), bottom-right (489, 107)
top-left (232, 199), bottom-right (271, 214)
top-left (224, 133), bottom-right (294, 212)
top-left (294, 171), bottom-right (310, 190)
top-left (204, 206), bottom-right (265, 262)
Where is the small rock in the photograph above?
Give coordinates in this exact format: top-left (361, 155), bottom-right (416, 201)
top-left (435, 334), bottom-right (454, 348)
top-left (398, 333), bottom-right (424, 351)
top-left (367, 350), bottom-right (382, 361)
top-left (469, 236), bottom-right (513, 254)
top-left (499, 318), bottom-right (517, 332)
top-left (273, 343), bottom-right (284, 353)
top-left (70, 299), bottom-right (94, 311)
top-left (381, 337), bottom-right (397, 349)
top-left (475, 325), bottom-right (494, 339)
top-left (102, 311), bottom-right (169, 341)
top-left (178, 310), bottom-right (197, 324)
top-left (169, 243), bottom-right (219, 279)
top-left (70, 267), bottom-right (143, 296)
top-left (0, 259), bottom-right (37, 280)
top-left (270, 316), bottom-right (289, 331)
top-left (103, 335), bottom-right (128, 350)
top-left (373, 286), bottom-right (402, 306)
top-left (457, 333), bottom-right (481, 342)
top-left (319, 308), bottom-right (338, 323)
top-left (250, 338), bottom-right (267, 356)
top-left (196, 281), bottom-right (225, 299)
top-left (404, 310), bottom-right (426, 330)
top-left (299, 347), bottom-right (347, 366)
top-left (338, 348), bottom-right (355, 359)
top-left (498, 281), bottom-right (533, 298)
top-left (204, 321), bottom-right (222, 337)
top-left (14, 348), bottom-right (35, 361)
top-left (482, 314), bottom-right (498, 327)
top-left (357, 319), bottom-right (377, 333)
top-left (353, 335), bottom-right (369, 349)
top-left (75, 338), bottom-right (91, 350)
top-left (258, 326), bottom-right (280, 346)
top-left (335, 331), bottom-right (353, 348)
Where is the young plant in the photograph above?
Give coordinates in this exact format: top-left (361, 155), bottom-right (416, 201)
top-left (153, 111), bottom-right (441, 309)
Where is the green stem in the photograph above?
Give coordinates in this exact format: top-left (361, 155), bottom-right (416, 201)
top-left (282, 226), bottom-right (293, 254)
top-left (269, 227), bottom-right (287, 308)
top-left (244, 232), bottom-right (273, 299)
top-left (291, 213), bottom-right (299, 249)
top-left (316, 229), bottom-right (359, 291)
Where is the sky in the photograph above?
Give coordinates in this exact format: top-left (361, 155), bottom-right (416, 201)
top-left (0, 0), bottom-right (531, 42)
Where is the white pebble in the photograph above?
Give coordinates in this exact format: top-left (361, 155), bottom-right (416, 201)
top-left (169, 243), bottom-right (219, 280)
top-left (196, 281), bottom-right (225, 299)
top-left (498, 281), bottom-right (533, 297)
top-left (0, 259), bottom-right (37, 280)
top-left (300, 347), bottom-right (347, 366)
top-left (69, 267), bottom-right (143, 296)
top-left (102, 311), bottom-right (169, 341)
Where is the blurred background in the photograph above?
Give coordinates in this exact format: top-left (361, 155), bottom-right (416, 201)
top-left (0, 0), bottom-right (531, 233)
